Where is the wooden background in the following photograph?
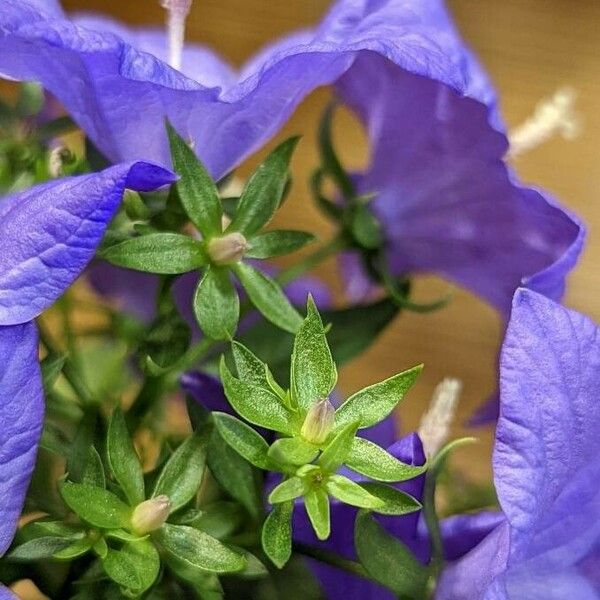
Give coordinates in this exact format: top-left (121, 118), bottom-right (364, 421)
top-left (52, 0), bottom-right (600, 483)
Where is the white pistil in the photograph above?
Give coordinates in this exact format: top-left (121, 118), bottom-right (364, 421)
top-left (418, 378), bottom-right (462, 459)
top-left (508, 86), bottom-right (581, 158)
top-left (161, 0), bottom-right (193, 71)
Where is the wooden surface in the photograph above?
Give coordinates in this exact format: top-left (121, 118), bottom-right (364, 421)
top-left (52, 0), bottom-right (600, 482)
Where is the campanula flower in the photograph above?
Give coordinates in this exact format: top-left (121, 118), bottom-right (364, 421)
top-left (0, 0), bottom-right (584, 314)
top-left (437, 289), bottom-right (600, 599)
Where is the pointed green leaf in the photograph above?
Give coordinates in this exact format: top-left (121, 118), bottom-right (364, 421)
top-left (219, 357), bottom-right (294, 434)
top-left (213, 412), bottom-right (270, 469)
top-left (335, 365), bottom-right (422, 430)
top-left (262, 501), bottom-right (293, 569)
top-left (268, 437), bottom-right (318, 466)
top-left (291, 296), bottom-right (337, 411)
top-left (345, 438), bottom-right (426, 483)
top-left (152, 433), bottom-right (206, 512)
top-left (166, 120), bottom-right (222, 236)
top-left (304, 488), bottom-right (330, 541)
top-left (8, 537), bottom-right (72, 561)
top-left (231, 341), bottom-right (270, 387)
top-left (228, 137), bottom-right (299, 237)
top-left (325, 475), bottom-right (383, 509)
top-left (81, 446), bottom-right (106, 489)
top-left (100, 233), bottom-right (206, 274)
top-left (233, 262), bottom-right (303, 334)
top-left (245, 230), bottom-right (315, 259)
top-left (358, 483), bottom-right (422, 516)
top-left (194, 266), bottom-right (240, 340)
top-left (355, 511), bottom-right (429, 597)
top-left (268, 476), bottom-right (305, 504)
top-left (107, 408), bottom-right (145, 505)
top-left (157, 523), bottom-right (246, 574)
top-left (318, 420), bottom-right (359, 473)
top-left (60, 482), bottom-right (132, 528)
top-left (102, 539), bottom-right (160, 596)
top-left (53, 537), bottom-right (93, 560)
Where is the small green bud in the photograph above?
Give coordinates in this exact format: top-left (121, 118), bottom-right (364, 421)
top-left (130, 495), bottom-right (171, 535)
top-left (207, 232), bottom-right (249, 265)
top-left (300, 399), bottom-right (335, 445)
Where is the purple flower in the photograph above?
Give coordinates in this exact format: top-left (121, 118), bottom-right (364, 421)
top-left (0, 161), bottom-right (174, 561)
top-left (437, 289), bottom-right (600, 599)
top-left (0, 1), bottom-right (583, 313)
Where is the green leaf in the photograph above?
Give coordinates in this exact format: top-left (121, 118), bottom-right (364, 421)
top-left (106, 529), bottom-right (149, 543)
top-left (228, 137), bottom-right (299, 237)
top-left (81, 446), bottom-right (106, 489)
top-left (190, 502), bottom-right (244, 540)
top-left (208, 430), bottom-right (261, 520)
top-left (350, 203), bottom-right (382, 249)
top-left (100, 233), bottom-right (205, 274)
top-left (245, 230), bottom-right (315, 259)
top-left (152, 433), bottom-right (206, 512)
top-left (318, 421), bottom-right (359, 473)
top-left (345, 438), bottom-right (426, 483)
top-left (324, 475), bottom-right (382, 509)
top-left (102, 539), bottom-right (160, 596)
top-left (40, 352), bottom-right (66, 392)
top-left (107, 408), bottom-right (145, 505)
top-left (194, 267), bottom-right (239, 340)
top-left (268, 477), bottom-right (305, 504)
top-left (261, 501), bottom-right (293, 569)
top-left (355, 511), bottom-right (429, 597)
top-left (8, 537), bottom-right (72, 562)
top-left (53, 537), bottom-right (93, 560)
top-left (304, 488), bottom-right (330, 541)
top-left (92, 537), bottom-right (109, 559)
top-left (335, 365), bottom-right (422, 430)
top-left (166, 120), bottom-right (222, 236)
top-left (268, 437), bottom-right (318, 466)
top-left (233, 262), bottom-right (303, 334)
top-left (231, 341), bottom-right (270, 386)
top-left (358, 483), bottom-right (422, 516)
top-left (60, 482), bottom-right (132, 529)
top-left (213, 412), bottom-right (270, 469)
top-left (219, 357), bottom-right (294, 434)
top-left (157, 523), bottom-right (246, 574)
top-left (291, 296), bottom-right (337, 411)
top-left (141, 310), bottom-right (191, 369)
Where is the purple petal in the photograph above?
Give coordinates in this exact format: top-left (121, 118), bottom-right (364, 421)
top-left (0, 162), bottom-right (175, 325)
top-left (179, 371), bottom-right (230, 414)
top-left (0, 322), bottom-right (44, 555)
top-left (0, 587), bottom-right (17, 600)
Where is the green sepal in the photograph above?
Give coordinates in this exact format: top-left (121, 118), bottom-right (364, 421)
top-left (151, 433), bottom-right (207, 512)
top-left (345, 438), bottom-right (426, 483)
top-left (102, 539), bottom-right (160, 597)
top-left (166, 120), bottom-right (223, 237)
top-left (219, 356), bottom-right (294, 434)
top-left (335, 365), bottom-right (422, 430)
top-left (358, 483), bottom-right (422, 516)
top-left (326, 475), bottom-right (384, 509)
top-left (157, 523), bottom-right (246, 574)
top-left (261, 501), bottom-right (293, 569)
top-left (228, 137), bottom-right (299, 237)
top-left (107, 408), bottom-right (145, 505)
top-left (304, 488), bottom-right (330, 541)
top-left (268, 437), bottom-right (318, 466)
top-left (291, 295), bottom-right (337, 411)
top-left (354, 510), bottom-right (429, 597)
top-left (318, 420), bottom-right (359, 473)
top-left (268, 477), bottom-right (306, 504)
top-left (194, 266), bottom-right (240, 340)
top-left (60, 482), bottom-right (132, 529)
top-left (212, 412), bottom-right (270, 470)
top-left (100, 233), bottom-right (206, 274)
top-left (245, 230), bottom-right (315, 259)
top-left (233, 262), bottom-right (303, 334)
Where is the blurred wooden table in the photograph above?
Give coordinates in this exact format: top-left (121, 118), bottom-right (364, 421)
top-left (53, 0), bottom-right (600, 482)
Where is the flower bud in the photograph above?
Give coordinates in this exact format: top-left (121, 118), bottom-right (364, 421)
top-left (207, 232), bottom-right (249, 265)
top-left (301, 399), bottom-right (335, 445)
top-left (130, 495), bottom-right (171, 535)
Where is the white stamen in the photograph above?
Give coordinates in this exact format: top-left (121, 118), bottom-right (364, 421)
top-left (48, 146), bottom-right (71, 178)
top-left (161, 0), bottom-right (193, 71)
top-left (508, 86), bottom-right (581, 158)
top-left (418, 378), bottom-right (462, 459)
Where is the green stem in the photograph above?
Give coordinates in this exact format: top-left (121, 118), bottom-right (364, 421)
top-left (423, 471), bottom-right (444, 580)
top-left (277, 235), bottom-right (347, 286)
top-left (293, 542), bottom-right (370, 579)
top-left (37, 321), bottom-right (95, 406)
